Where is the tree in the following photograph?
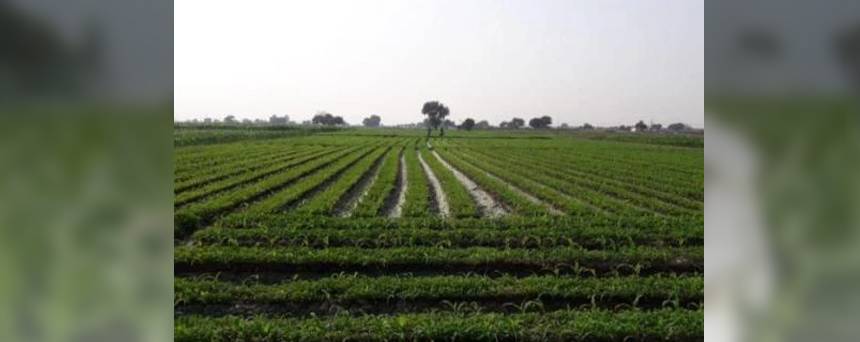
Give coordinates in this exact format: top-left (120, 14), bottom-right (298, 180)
top-left (582, 123), bottom-right (594, 130)
top-left (499, 121), bottom-right (510, 129)
top-left (460, 118), bottom-right (476, 131)
top-left (650, 123), bottom-right (663, 131)
top-left (224, 115), bottom-right (237, 124)
top-left (476, 120), bottom-right (490, 129)
top-left (510, 118), bottom-right (525, 129)
top-left (667, 123), bottom-right (688, 132)
top-left (421, 101), bottom-right (450, 137)
top-left (529, 116), bottom-right (552, 129)
top-left (634, 120), bottom-right (648, 132)
top-left (362, 115), bottom-right (381, 127)
top-left (312, 111), bottom-right (346, 126)
top-left (541, 116), bottom-right (552, 127)
top-left (560, 123), bottom-right (569, 129)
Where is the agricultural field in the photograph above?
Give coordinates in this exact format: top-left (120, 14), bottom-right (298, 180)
top-left (174, 128), bottom-right (704, 341)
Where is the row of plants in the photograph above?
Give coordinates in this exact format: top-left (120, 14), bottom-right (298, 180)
top-left (175, 274), bottom-right (702, 306)
top-left (174, 245), bottom-right (703, 276)
top-left (438, 146), bottom-right (607, 217)
top-left (433, 148), bottom-right (554, 216)
top-left (174, 145), bottom-right (369, 237)
top-left (174, 136), bottom-right (279, 160)
top-left (526, 140), bottom-right (703, 199)
top-left (401, 145), bottom-right (432, 217)
top-left (231, 144), bottom-right (387, 217)
top-left (213, 213), bottom-right (703, 232)
top-left (291, 145), bottom-right (394, 216)
top-left (190, 225), bottom-right (701, 249)
top-left (175, 146), bottom-right (328, 198)
top-left (174, 136), bottom-right (385, 177)
top-left (175, 141), bottom-right (285, 178)
top-left (351, 143), bottom-right (405, 217)
top-left (450, 138), bottom-right (702, 199)
top-left (175, 146), bottom-right (344, 207)
top-left (418, 147), bottom-right (479, 218)
top-left (454, 145), bottom-right (697, 217)
top-left (173, 126), bottom-right (322, 147)
top-left (457, 142), bottom-right (702, 211)
top-left (175, 146), bottom-right (282, 182)
top-left (523, 152), bottom-right (703, 212)
top-left (175, 309), bottom-right (703, 341)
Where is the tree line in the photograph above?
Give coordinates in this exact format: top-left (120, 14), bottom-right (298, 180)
top-left (176, 102), bottom-right (695, 134)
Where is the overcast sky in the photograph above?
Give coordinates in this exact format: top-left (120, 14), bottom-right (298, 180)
top-left (175, 0), bottom-right (703, 127)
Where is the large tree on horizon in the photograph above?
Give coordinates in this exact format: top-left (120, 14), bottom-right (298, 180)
top-left (421, 101), bottom-right (450, 137)
top-left (528, 116), bottom-right (552, 129)
top-left (460, 118), bottom-right (476, 131)
top-left (362, 115), bottom-right (381, 127)
top-left (312, 111), bottom-right (346, 126)
top-left (510, 118), bottom-right (525, 129)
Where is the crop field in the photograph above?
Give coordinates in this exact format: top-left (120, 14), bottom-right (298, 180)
top-left (174, 129), bottom-right (704, 341)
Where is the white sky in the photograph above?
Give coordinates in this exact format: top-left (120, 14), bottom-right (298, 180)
top-left (175, 0), bottom-right (703, 127)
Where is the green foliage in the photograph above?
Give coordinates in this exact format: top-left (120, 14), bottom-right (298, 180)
top-left (401, 146), bottom-right (431, 217)
top-left (175, 275), bottom-right (702, 306)
top-left (352, 144), bottom-right (405, 217)
top-left (175, 309), bottom-right (703, 341)
top-left (191, 224), bottom-right (701, 249)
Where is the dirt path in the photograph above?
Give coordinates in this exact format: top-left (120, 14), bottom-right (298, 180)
top-left (387, 154), bottom-right (408, 218)
top-left (418, 152), bottom-right (450, 218)
top-left (431, 151), bottom-right (506, 218)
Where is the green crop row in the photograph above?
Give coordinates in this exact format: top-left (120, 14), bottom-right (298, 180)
top-left (175, 147), bottom-right (318, 194)
top-left (439, 147), bottom-right (604, 217)
top-left (401, 147), bottom-right (431, 217)
top-left (419, 147), bottom-right (478, 218)
top-left (291, 146), bottom-right (392, 216)
top-left (213, 213), bottom-right (703, 232)
top-left (452, 139), bottom-right (703, 201)
top-left (190, 225), bottom-right (701, 249)
top-left (175, 147), bottom-right (281, 183)
top-left (496, 147), bottom-right (703, 212)
top-left (233, 145), bottom-right (384, 217)
top-left (174, 145), bottom-right (367, 237)
top-left (489, 144), bottom-right (703, 206)
top-left (448, 146), bottom-right (649, 217)
top-left (455, 146), bottom-right (697, 217)
top-left (175, 309), bottom-right (703, 341)
top-left (434, 148), bottom-right (553, 216)
top-left (175, 140), bottom-right (281, 174)
top-left (175, 274), bottom-right (702, 306)
top-left (351, 144), bottom-right (404, 217)
top-left (174, 245), bottom-right (703, 276)
top-left (460, 145), bottom-right (702, 215)
top-left (175, 146), bottom-right (334, 206)
top-left (446, 138), bottom-right (702, 195)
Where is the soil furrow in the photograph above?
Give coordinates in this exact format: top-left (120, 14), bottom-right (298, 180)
top-left (334, 150), bottom-right (389, 217)
top-left (175, 296), bottom-right (703, 317)
top-left (384, 152), bottom-right (407, 218)
top-left (417, 152), bottom-right (449, 218)
top-left (431, 150), bottom-right (506, 218)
